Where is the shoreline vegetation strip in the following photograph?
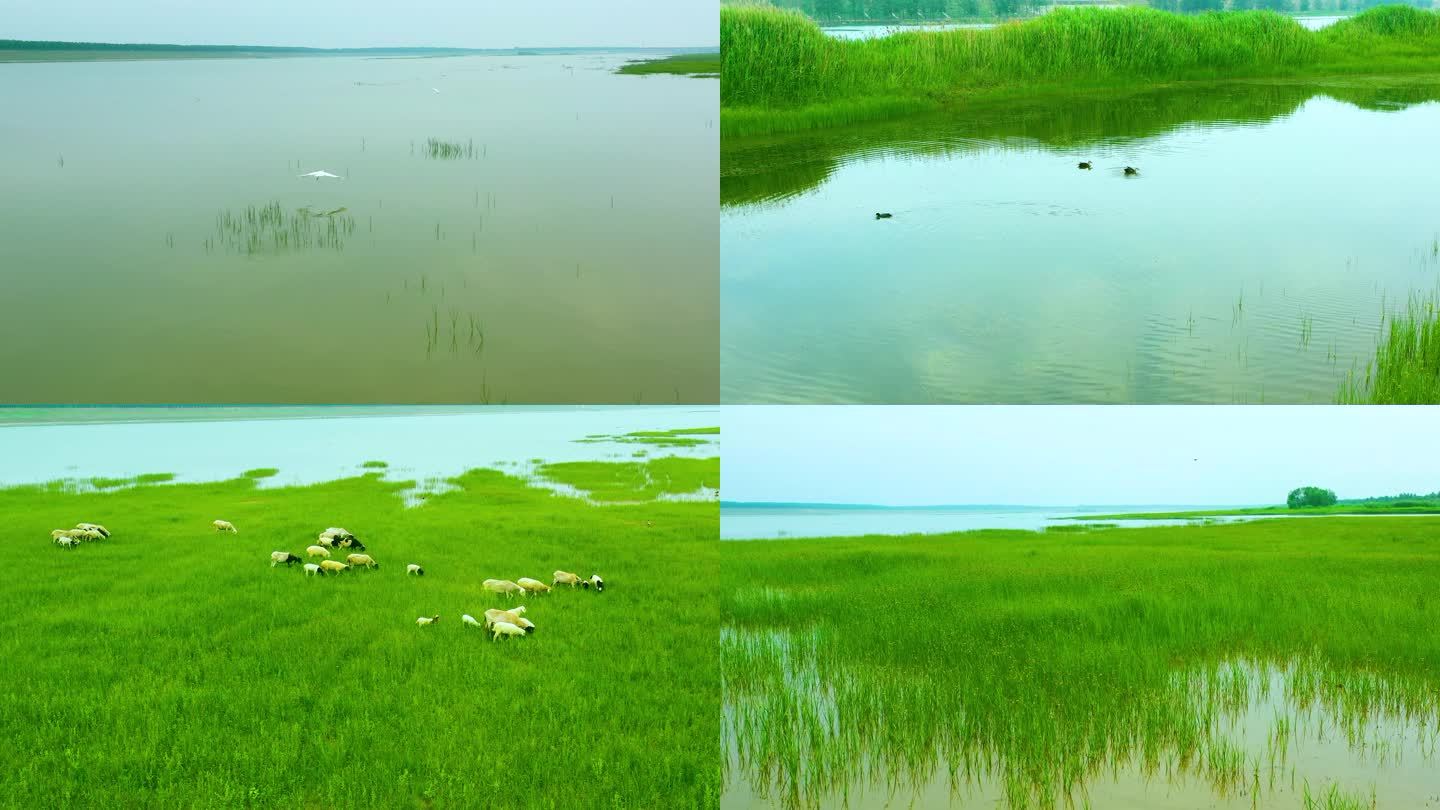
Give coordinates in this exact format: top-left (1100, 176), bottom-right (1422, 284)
top-left (720, 4), bottom-right (1440, 136)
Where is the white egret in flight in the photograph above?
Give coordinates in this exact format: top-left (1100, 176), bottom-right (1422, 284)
top-left (298, 170), bottom-right (342, 180)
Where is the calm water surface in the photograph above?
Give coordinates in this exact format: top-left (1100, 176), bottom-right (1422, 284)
top-left (0, 406), bottom-right (718, 490)
top-left (722, 78), bottom-right (1440, 403)
top-left (720, 504), bottom-right (1252, 538)
top-left (0, 53), bottom-right (717, 403)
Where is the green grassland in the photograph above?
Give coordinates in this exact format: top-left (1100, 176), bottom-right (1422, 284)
top-left (723, 517), bottom-right (1440, 808)
top-left (0, 460), bottom-right (719, 808)
top-left (538, 457), bottom-right (719, 502)
top-left (616, 52), bottom-right (722, 76)
top-left (721, 4), bottom-right (1440, 135)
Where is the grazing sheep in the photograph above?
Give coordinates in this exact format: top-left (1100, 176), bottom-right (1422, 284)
top-left (323, 527), bottom-right (353, 540)
top-left (52, 529), bottom-right (86, 541)
top-left (516, 617), bottom-right (535, 633)
top-left (76, 523), bottom-right (110, 538)
top-left (553, 570), bottom-right (583, 588)
top-left (316, 534), bottom-right (336, 548)
top-left (491, 621), bottom-right (526, 641)
top-left (482, 579), bottom-right (526, 599)
top-left (406, 564), bottom-right (424, 576)
top-left (483, 608), bottom-right (521, 628)
top-left (346, 553), bottom-right (377, 569)
top-left (416, 615), bottom-right (440, 626)
top-left (516, 577), bottom-right (551, 595)
top-left (213, 520), bottom-right (237, 533)
top-left (306, 545), bottom-right (330, 559)
top-left (462, 614), bottom-right (482, 628)
top-left (270, 551), bottom-right (301, 567)
top-left (303, 563), bottom-right (322, 576)
top-left (589, 574), bottom-right (605, 593)
top-left (337, 536), bottom-right (366, 551)
top-left (55, 537), bottom-right (80, 549)
top-left (78, 529), bottom-right (103, 542)
top-left (319, 560), bottom-right (349, 574)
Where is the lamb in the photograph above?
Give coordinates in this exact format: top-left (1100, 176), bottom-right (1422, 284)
top-left (346, 553), bottom-right (378, 569)
top-left (270, 551), bottom-right (301, 567)
top-left (462, 614), bottom-right (482, 628)
top-left (319, 560), bottom-right (349, 574)
top-left (406, 564), bottom-right (425, 576)
top-left (553, 570), bottom-right (583, 588)
top-left (55, 537), bottom-right (80, 549)
top-left (416, 615), bottom-right (440, 626)
top-left (490, 621), bottom-right (526, 641)
top-left (516, 577), bottom-right (551, 595)
top-left (589, 574), bottom-right (605, 593)
top-left (76, 523), bottom-right (110, 538)
top-left (482, 579), bottom-right (526, 599)
top-left (303, 563), bottom-right (322, 576)
top-left (213, 520), bottom-right (237, 533)
top-left (306, 545), bottom-right (330, 559)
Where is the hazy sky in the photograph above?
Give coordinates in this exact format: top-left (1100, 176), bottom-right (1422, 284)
top-left (0, 0), bottom-right (715, 48)
top-left (723, 406), bottom-right (1440, 506)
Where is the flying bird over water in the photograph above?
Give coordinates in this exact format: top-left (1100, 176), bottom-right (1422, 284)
top-left (298, 170), bottom-right (342, 180)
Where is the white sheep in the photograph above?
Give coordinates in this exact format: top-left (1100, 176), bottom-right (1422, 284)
top-left (483, 608), bottom-right (521, 628)
top-left (213, 520), bottom-right (237, 533)
top-left (78, 529), bottom-right (103, 542)
top-left (303, 563), bottom-right (322, 576)
top-left (52, 529), bottom-right (86, 541)
top-left (346, 553), bottom-right (378, 569)
top-left (55, 537), bottom-right (80, 549)
top-left (306, 545), bottom-right (330, 559)
top-left (482, 579), bottom-right (526, 599)
top-left (553, 570), bottom-right (583, 588)
top-left (589, 574), bottom-right (605, 593)
top-left (491, 621), bottom-right (526, 641)
top-left (516, 577), bottom-right (551, 595)
top-left (270, 551), bottom-right (301, 567)
top-left (316, 534), bottom-right (336, 548)
top-left (462, 614), bottom-right (482, 628)
top-left (416, 615), bottom-right (440, 626)
top-left (76, 523), bottom-right (110, 538)
top-left (319, 560), bottom-right (349, 574)
top-left (406, 564), bottom-right (425, 576)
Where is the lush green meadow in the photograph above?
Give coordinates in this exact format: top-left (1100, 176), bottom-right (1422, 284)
top-left (0, 458), bottom-right (719, 808)
top-left (720, 4), bottom-right (1440, 134)
top-left (722, 518), bottom-right (1440, 808)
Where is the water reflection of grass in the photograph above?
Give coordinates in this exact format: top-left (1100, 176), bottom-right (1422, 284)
top-left (423, 138), bottom-right (477, 159)
top-left (722, 517), bottom-right (1440, 808)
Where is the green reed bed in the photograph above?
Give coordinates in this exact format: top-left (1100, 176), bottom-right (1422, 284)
top-left (0, 462), bottom-right (718, 808)
top-left (537, 456), bottom-right (719, 502)
top-left (721, 5), bottom-right (1440, 135)
top-left (616, 51), bottom-right (722, 76)
top-left (1338, 294), bottom-right (1440, 404)
top-left (722, 518), bottom-right (1440, 808)
top-left (211, 202), bottom-right (356, 256)
top-left (424, 138), bottom-right (478, 159)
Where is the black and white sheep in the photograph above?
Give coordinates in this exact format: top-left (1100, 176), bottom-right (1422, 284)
top-left (406, 564), bottom-right (425, 576)
top-left (416, 615), bottom-right (440, 626)
top-left (271, 551), bottom-right (301, 567)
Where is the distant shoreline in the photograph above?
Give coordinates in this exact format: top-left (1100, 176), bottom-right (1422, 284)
top-left (0, 40), bottom-right (715, 64)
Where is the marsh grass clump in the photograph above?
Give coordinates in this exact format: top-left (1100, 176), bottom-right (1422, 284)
top-left (723, 518), bottom-right (1440, 808)
top-left (1337, 294), bottom-right (1440, 403)
top-left (424, 138), bottom-right (477, 159)
top-left (538, 457), bottom-right (719, 502)
top-left (721, 5), bottom-right (1440, 135)
top-left (212, 202), bottom-right (356, 256)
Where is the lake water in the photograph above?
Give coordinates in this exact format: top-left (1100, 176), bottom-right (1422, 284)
top-left (720, 503), bottom-right (1250, 538)
top-left (0, 52), bottom-right (717, 403)
top-left (0, 406), bottom-right (718, 492)
top-left (722, 77), bottom-right (1440, 403)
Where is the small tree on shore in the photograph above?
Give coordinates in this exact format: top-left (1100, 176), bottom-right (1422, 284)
top-left (1287, 486), bottom-right (1338, 509)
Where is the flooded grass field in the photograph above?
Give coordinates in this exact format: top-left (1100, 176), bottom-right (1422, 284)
top-left (721, 77), bottom-right (1440, 403)
top-left (0, 51), bottom-right (717, 403)
top-left (721, 517), bottom-right (1440, 808)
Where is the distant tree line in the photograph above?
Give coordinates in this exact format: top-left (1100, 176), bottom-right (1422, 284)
top-left (766, 0), bottom-right (1435, 21)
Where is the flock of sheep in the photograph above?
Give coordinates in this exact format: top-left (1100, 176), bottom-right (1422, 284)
top-left (50, 517), bottom-right (608, 642)
top-left (49, 522), bottom-right (110, 547)
top-left (236, 519), bottom-right (605, 641)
